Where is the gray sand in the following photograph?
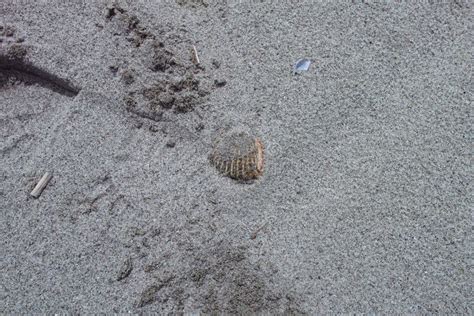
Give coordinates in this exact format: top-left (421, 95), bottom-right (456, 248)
top-left (1, 0), bottom-right (472, 314)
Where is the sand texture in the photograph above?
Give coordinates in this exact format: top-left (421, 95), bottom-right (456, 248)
top-left (1, 0), bottom-right (472, 314)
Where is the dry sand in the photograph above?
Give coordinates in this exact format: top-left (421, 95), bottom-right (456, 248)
top-left (1, 0), bottom-right (472, 314)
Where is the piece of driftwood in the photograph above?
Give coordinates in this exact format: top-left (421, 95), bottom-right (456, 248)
top-left (30, 172), bottom-right (52, 198)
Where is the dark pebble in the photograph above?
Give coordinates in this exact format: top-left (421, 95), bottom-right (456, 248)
top-left (214, 79), bottom-right (227, 87)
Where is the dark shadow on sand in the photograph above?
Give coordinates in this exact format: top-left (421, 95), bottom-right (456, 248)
top-left (0, 55), bottom-right (80, 97)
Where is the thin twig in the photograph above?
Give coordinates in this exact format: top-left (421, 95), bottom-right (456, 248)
top-left (191, 45), bottom-right (200, 65)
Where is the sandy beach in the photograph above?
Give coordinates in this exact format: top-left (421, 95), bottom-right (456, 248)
top-left (1, 0), bottom-right (472, 313)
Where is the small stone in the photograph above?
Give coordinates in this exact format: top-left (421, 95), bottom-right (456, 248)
top-left (196, 123), bottom-right (205, 132)
top-left (109, 65), bottom-right (119, 74)
top-left (166, 140), bottom-right (176, 148)
top-left (116, 257), bottom-right (133, 281)
top-left (105, 7), bottom-right (115, 19)
top-left (194, 64), bottom-right (205, 72)
top-left (214, 79), bottom-right (227, 87)
top-left (211, 59), bottom-right (221, 69)
top-left (105, 4), bottom-right (124, 19)
top-left (121, 69), bottom-right (135, 85)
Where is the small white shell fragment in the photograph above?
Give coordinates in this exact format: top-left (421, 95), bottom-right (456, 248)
top-left (294, 58), bottom-right (311, 73)
top-left (30, 172), bottom-right (53, 198)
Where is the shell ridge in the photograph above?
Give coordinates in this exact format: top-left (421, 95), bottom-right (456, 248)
top-left (210, 130), bottom-right (264, 181)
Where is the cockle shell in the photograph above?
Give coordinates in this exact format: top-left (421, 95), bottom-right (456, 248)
top-left (210, 130), bottom-right (264, 181)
